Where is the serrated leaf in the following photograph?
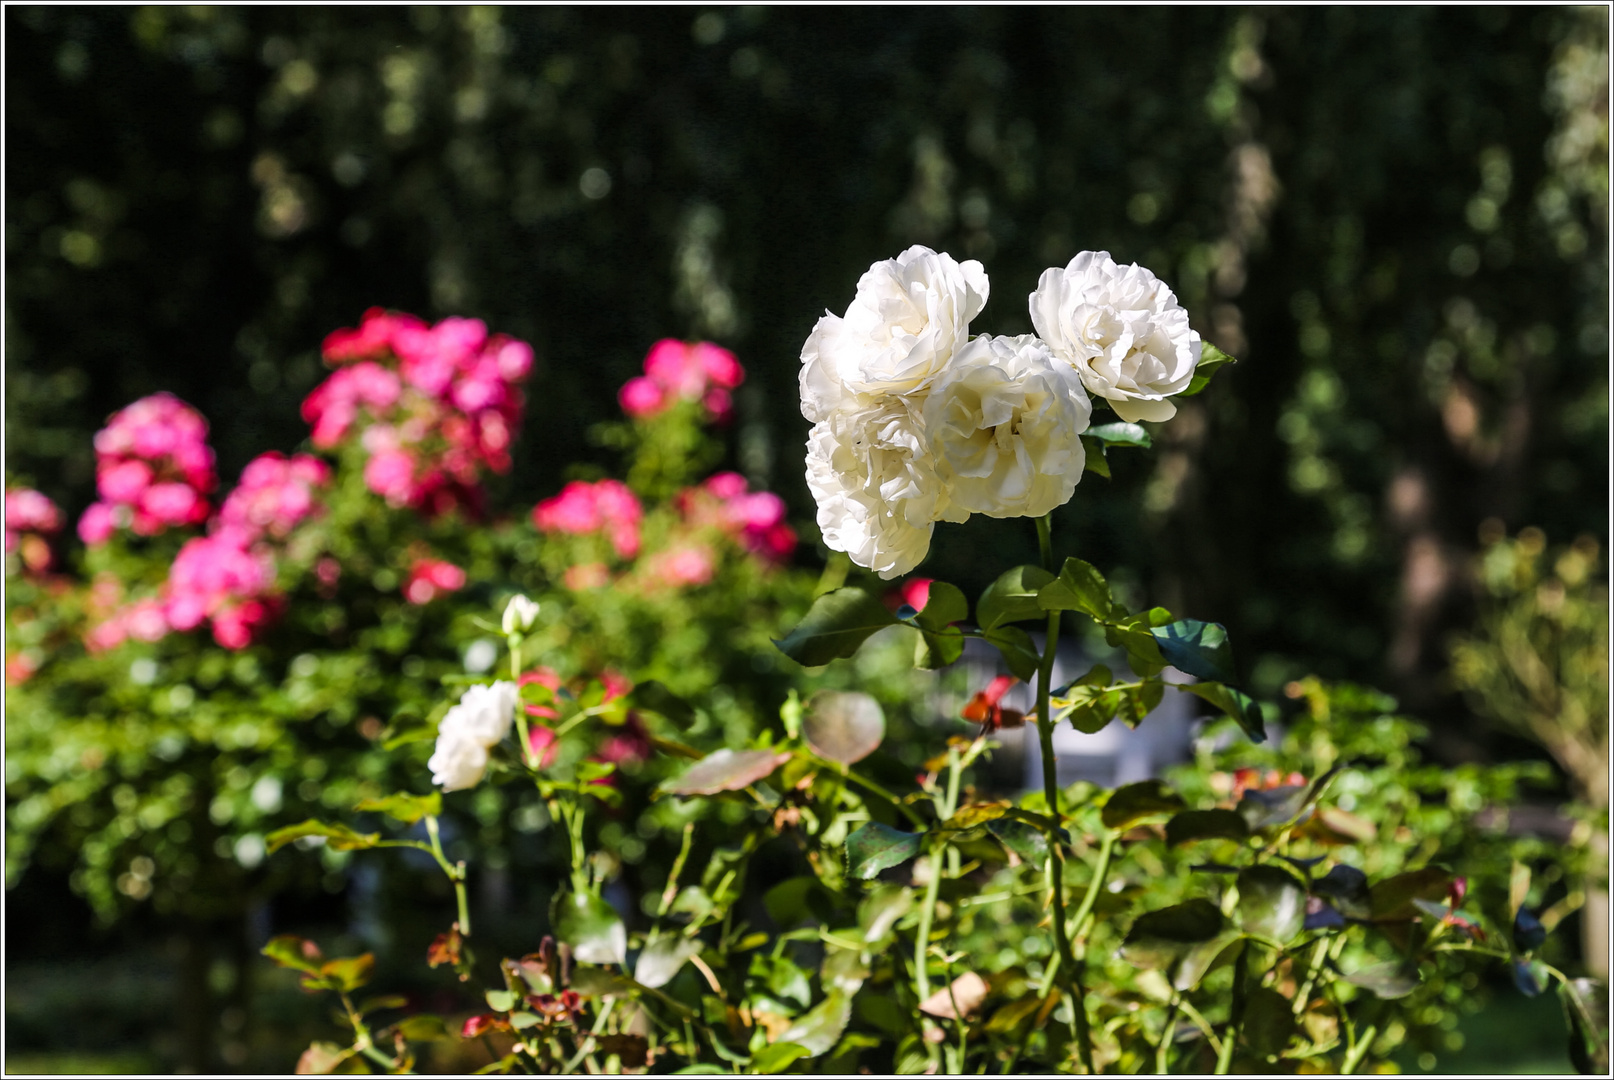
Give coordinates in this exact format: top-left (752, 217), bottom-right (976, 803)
top-left (555, 892), bottom-right (626, 966)
top-left (845, 822), bottom-right (924, 880)
top-left (1369, 867), bottom-right (1452, 922)
top-left (661, 748), bottom-right (792, 796)
top-left (858, 884), bottom-right (914, 945)
top-left (982, 626), bottom-right (1040, 681)
top-left (1242, 986), bottom-right (1295, 1057)
top-left (1180, 342), bottom-right (1237, 397)
top-left (1345, 962), bottom-right (1420, 999)
top-left (803, 691), bottom-right (885, 765)
top-left (1037, 558), bottom-right (1115, 620)
top-left (1237, 866), bottom-right (1306, 943)
top-left (1150, 619), bottom-right (1235, 683)
top-left (1120, 899), bottom-right (1227, 971)
top-left (977, 565), bottom-right (1056, 631)
top-left (1101, 780), bottom-right (1184, 831)
top-left (635, 936), bottom-right (698, 989)
top-left (776, 991), bottom-right (852, 1057)
top-left (353, 791), bottom-right (441, 824)
top-left (1085, 421), bottom-right (1152, 447)
top-left (1165, 809), bottom-right (1250, 847)
top-left (266, 820), bottom-right (381, 854)
top-left (1180, 682), bottom-right (1266, 742)
top-left (773, 587), bottom-right (898, 666)
top-left (988, 819), bottom-right (1048, 865)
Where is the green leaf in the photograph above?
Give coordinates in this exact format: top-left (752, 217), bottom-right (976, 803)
top-left (1344, 962), bottom-right (1420, 999)
top-left (982, 626), bottom-right (1040, 681)
top-left (1101, 780), bottom-right (1185, 831)
top-left (1180, 342), bottom-right (1238, 397)
top-left (858, 884), bottom-right (915, 945)
top-left (353, 791), bottom-right (441, 825)
top-left (265, 820), bottom-right (380, 854)
top-left (1175, 933), bottom-right (1245, 993)
top-left (914, 624), bottom-right (965, 670)
top-left (317, 953), bottom-right (375, 992)
top-left (629, 681), bottom-right (696, 728)
top-left (750, 954), bottom-right (812, 1009)
top-left (845, 822), bottom-right (924, 880)
top-left (1560, 978), bottom-right (1609, 1074)
top-left (913, 579), bottom-right (968, 627)
top-left (1236, 785), bottom-right (1309, 830)
top-left (485, 989), bottom-right (517, 1012)
top-left (987, 819), bottom-right (1048, 865)
top-left (776, 991), bottom-right (853, 1057)
top-left (1120, 899), bottom-right (1227, 971)
top-left (1104, 616), bottom-right (1166, 678)
top-left (752, 1042), bottom-right (811, 1074)
top-left (576, 760), bottom-right (616, 782)
top-left (635, 936), bottom-right (699, 989)
top-left (1038, 557), bottom-right (1116, 620)
top-left (555, 892), bottom-right (627, 966)
top-left (1165, 809), bottom-right (1250, 847)
top-left (939, 802), bottom-right (1010, 831)
top-left (1312, 865), bottom-right (1372, 920)
top-left (803, 691), bottom-right (885, 765)
top-left (1236, 866), bottom-right (1306, 943)
top-left (661, 748), bottom-right (793, 796)
top-left (977, 565), bottom-right (1056, 631)
top-left (568, 967), bottom-right (639, 998)
top-left (1117, 678), bottom-right (1165, 728)
top-left (763, 876), bottom-right (838, 929)
top-left (1369, 867), bottom-right (1453, 922)
top-left (821, 944), bottom-right (870, 996)
top-left (1058, 681), bottom-right (1123, 735)
top-left (1181, 682), bottom-right (1266, 742)
top-left (1085, 421), bottom-right (1153, 447)
top-left (773, 588), bottom-right (898, 666)
top-left (1079, 435), bottom-right (1111, 478)
top-left (1150, 620), bottom-right (1235, 683)
top-left (1241, 986), bottom-right (1296, 1058)
top-left (262, 934), bottom-right (324, 975)
top-left (394, 1015), bottom-right (449, 1042)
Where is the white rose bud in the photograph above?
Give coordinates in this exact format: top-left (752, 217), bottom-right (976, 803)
top-left (502, 595), bottom-right (540, 636)
top-left (799, 245), bottom-right (989, 421)
top-left (805, 398), bottom-right (960, 580)
top-left (923, 334), bottom-right (1092, 519)
top-left (1029, 251), bottom-right (1200, 424)
top-left (429, 729), bottom-right (489, 792)
top-left (440, 681), bottom-right (518, 748)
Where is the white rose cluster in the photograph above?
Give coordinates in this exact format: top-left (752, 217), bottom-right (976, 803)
top-left (428, 681), bottom-right (519, 792)
top-left (800, 246), bottom-right (1199, 578)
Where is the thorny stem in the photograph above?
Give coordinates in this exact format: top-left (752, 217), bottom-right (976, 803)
top-left (1034, 514), bottom-right (1094, 1073)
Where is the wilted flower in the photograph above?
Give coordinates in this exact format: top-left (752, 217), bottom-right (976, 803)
top-left (923, 334), bottom-right (1092, 518)
top-left (1030, 250), bottom-right (1200, 423)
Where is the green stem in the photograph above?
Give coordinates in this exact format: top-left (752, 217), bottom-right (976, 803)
top-left (830, 759), bottom-right (927, 829)
top-left (914, 745), bottom-right (961, 1039)
top-left (425, 817), bottom-right (471, 938)
top-left (1293, 937), bottom-right (1329, 1016)
top-left (564, 998), bottom-right (617, 1072)
top-left (1069, 831), bottom-right (1117, 955)
top-left (1341, 1023), bottom-right (1377, 1075)
top-left (1154, 993), bottom-right (1182, 1074)
top-left (1214, 945), bottom-right (1250, 1074)
top-left (1033, 514), bottom-right (1094, 1075)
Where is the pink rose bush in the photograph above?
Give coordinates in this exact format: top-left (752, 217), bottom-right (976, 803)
top-left (617, 338), bottom-right (745, 422)
top-left (533, 480), bottom-right (644, 560)
top-left (79, 392), bottom-right (216, 545)
top-left (6, 487), bottom-right (63, 573)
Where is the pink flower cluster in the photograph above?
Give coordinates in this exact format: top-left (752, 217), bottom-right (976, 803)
top-left (304, 308), bottom-right (533, 515)
top-left (618, 339), bottom-right (745, 422)
top-left (404, 558), bottom-right (466, 605)
top-left (79, 393), bottom-right (217, 545)
top-left (6, 488), bottom-right (63, 573)
top-left (163, 528), bottom-right (279, 649)
top-left (677, 472), bottom-right (797, 563)
top-left (532, 480), bottom-right (643, 559)
top-left (218, 452), bottom-right (331, 539)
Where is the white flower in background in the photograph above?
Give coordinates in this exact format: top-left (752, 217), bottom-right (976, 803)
top-left (428, 730), bottom-right (489, 792)
top-left (805, 398), bottom-right (960, 580)
top-left (501, 594), bottom-right (540, 636)
top-left (1029, 251), bottom-right (1200, 423)
top-left (430, 681), bottom-right (518, 790)
top-left (799, 245), bottom-right (989, 421)
top-left (923, 334), bottom-right (1092, 518)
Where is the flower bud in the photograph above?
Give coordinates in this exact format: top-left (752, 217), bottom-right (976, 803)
top-left (502, 595), bottom-right (540, 636)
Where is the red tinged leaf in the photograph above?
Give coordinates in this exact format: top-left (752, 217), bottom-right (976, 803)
top-left (427, 925), bottom-right (462, 969)
top-left (461, 1013), bottom-right (507, 1039)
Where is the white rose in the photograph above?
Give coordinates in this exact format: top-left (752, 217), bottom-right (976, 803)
top-left (923, 334), bottom-right (1092, 518)
top-left (429, 729), bottom-right (489, 792)
top-left (440, 681), bottom-right (518, 747)
top-left (805, 398), bottom-right (959, 580)
top-left (1029, 251), bottom-right (1200, 423)
top-left (799, 245), bottom-right (989, 421)
top-left (502, 595), bottom-right (540, 636)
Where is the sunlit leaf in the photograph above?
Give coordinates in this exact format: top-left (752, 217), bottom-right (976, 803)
top-left (977, 565), bottom-right (1056, 631)
top-left (1236, 866), bottom-right (1306, 943)
top-left (988, 819), bottom-right (1048, 865)
top-left (555, 891), bottom-right (626, 966)
top-left (1101, 779), bottom-right (1184, 831)
top-left (1180, 342), bottom-right (1238, 397)
top-left (661, 748), bottom-right (792, 796)
top-left (858, 884), bottom-right (914, 945)
top-left (773, 587), bottom-right (898, 666)
top-left (983, 626), bottom-right (1041, 681)
top-left (776, 991), bottom-right (852, 1056)
top-left (1085, 421), bottom-right (1152, 447)
top-left (263, 934), bottom-right (325, 975)
top-left (1037, 558), bottom-right (1115, 620)
top-left (1150, 619), bottom-right (1234, 683)
top-left (320, 953), bottom-right (376, 992)
top-left (845, 822), bottom-right (924, 880)
top-left (1120, 898), bottom-right (1226, 970)
top-left (803, 690), bottom-right (885, 765)
top-left (1180, 682), bottom-right (1266, 743)
top-left (635, 936), bottom-right (699, 989)
top-left (1345, 962), bottom-right (1420, 999)
top-left (752, 1043), bottom-right (810, 1074)
top-left (266, 820), bottom-right (381, 854)
top-left (354, 791), bottom-right (440, 824)
top-left (393, 1015), bottom-right (449, 1042)
top-left (296, 1041), bottom-right (351, 1075)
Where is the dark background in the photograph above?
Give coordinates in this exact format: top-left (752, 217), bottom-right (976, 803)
top-left (5, 5), bottom-right (1607, 1070)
